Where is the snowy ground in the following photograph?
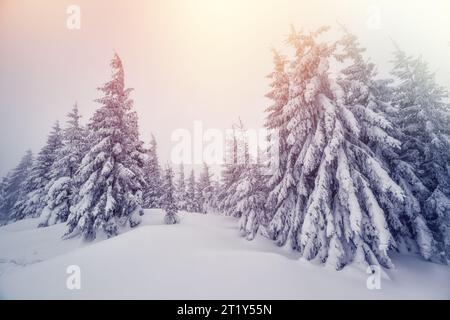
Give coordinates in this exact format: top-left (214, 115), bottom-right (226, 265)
top-left (0, 209), bottom-right (448, 299)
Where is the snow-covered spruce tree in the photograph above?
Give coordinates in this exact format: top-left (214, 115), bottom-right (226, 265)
top-left (336, 29), bottom-right (449, 263)
top-left (0, 175), bottom-right (9, 223)
top-left (39, 103), bottom-right (87, 227)
top-left (186, 169), bottom-right (198, 212)
top-left (217, 120), bottom-right (248, 217)
top-left (175, 163), bottom-right (188, 211)
top-left (65, 54), bottom-right (146, 240)
top-left (11, 122), bottom-right (63, 221)
top-left (334, 30), bottom-right (416, 248)
top-left (0, 150), bottom-right (33, 220)
top-left (235, 163), bottom-right (267, 240)
top-left (143, 134), bottom-right (163, 208)
top-left (265, 26), bottom-right (405, 269)
top-left (210, 179), bottom-right (221, 213)
top-left (161, 165), bottom-right (179, 224)
top-left (390, 47), bottom-right (450, 262)
top-left (264, 49), bottom-right (290, 225)
top-left (196, 163), bottom-right (214, 214)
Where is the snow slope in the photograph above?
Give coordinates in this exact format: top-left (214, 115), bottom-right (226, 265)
top-left (0, 210), bottom-right (448, 299)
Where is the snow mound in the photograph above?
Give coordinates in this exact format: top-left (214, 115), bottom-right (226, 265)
top-left (0, 210), bottom-right (448, 299)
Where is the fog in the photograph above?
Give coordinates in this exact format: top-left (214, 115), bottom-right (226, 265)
top-left (1, 0), bottom-right (449, 176)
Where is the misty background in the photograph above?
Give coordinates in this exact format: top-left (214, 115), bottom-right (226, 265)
top-left (0, 0), bottom-right (449, 177)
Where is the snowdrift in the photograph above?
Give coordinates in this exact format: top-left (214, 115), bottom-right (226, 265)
top-left (0, 210), bottom-right (448, 299)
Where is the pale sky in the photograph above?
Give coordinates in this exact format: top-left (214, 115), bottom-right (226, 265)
top-left (0, 0), bottom-right (449, 176)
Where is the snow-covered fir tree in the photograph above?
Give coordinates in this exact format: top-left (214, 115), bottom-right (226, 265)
top-left (334, 29), bottom-right (417, 250)
top-left (264, 49), bottom-right (290, 224)
top-left (217, 120), bottom-right (248, 217)
top-left (335, 29), bottom-right (449, 264)
top-left (0, 150), bottom-right (33, 220)
top-left (161, 165), bottom-right (179, 224)
top-left (65, 54), bottom-right (146, 240)
top-left (0, 175), bottom-right (9, 223)
top-left (265, 26), bottom-right (406, 269)
top-left (143, 134), bottom-right (163, 208)
top-left (11, 122), bottom-right (63, 221)
top-left (196, 163), bottom-right (214, 214)
top-left (186, 169), bottom-right (198, 212)
top-left (39, 103), bottom-right (87, 227)
top-left (175, 163), bottom-right (188, 211)
top-left (235, 163), bottom-right (267, 240)
top-left (390, 47), bottom-right (450, 262)
top-left (210, 179), bottom-right (221, 214)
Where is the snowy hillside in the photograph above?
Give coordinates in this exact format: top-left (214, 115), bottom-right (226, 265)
top-left (0, 210), bottom-right (448, 299)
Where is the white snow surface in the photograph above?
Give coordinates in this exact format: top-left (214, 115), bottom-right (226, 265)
top-left (0, 209), bottom-right (448, 299)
